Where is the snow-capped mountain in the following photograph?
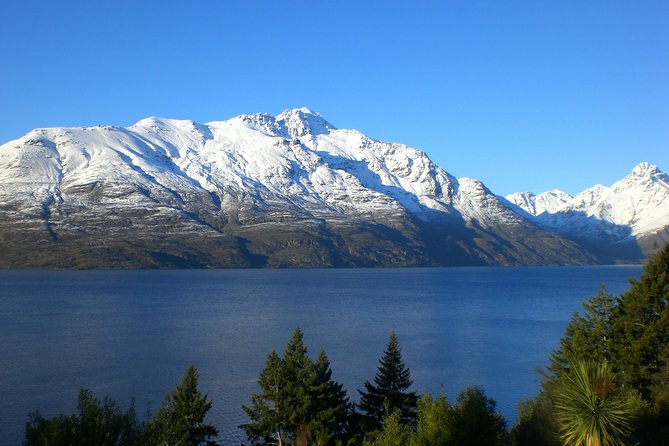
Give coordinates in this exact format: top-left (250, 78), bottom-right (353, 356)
top-left (506, 190), bottom-right (573, 217)
top-left (506, 162), bottom-right (669, 260)
top-left (0, 108), bottom-right (661, 267)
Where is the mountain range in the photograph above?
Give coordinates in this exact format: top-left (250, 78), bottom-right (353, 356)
top-left (506, 161), bottom-right (669, 261)
top-left (0, 108), bottom-right (666, 268)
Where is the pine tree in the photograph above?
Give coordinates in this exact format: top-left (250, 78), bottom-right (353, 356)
top-left (242, 350), bottom-right (285, 444)
top-left (547, 285), bottom-right (617, 380)
top-left (281, 327), bottom-right (313, 435)
top-left (612, 244), bottom-right (669, 399)
top-left (242, 327), bottom-right (351, 445)
top-left (516, 244), bottom-right (669, 445)
top-left (357, 332), bottom-right (417, 432)
top-left (307, 351), bottom-right (350, 443)
top-left (24, 389), bottom-right (146, 446)
top-left (149, 365), bottom-right (218, 446)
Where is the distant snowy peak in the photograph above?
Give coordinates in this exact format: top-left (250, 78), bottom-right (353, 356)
top-left (613, 161), bottom-right (669, 193)
top-left (209, 107), bottom-right (336, 140)
top-left (604, 162), bottom-right (669, 235)
top-left (629, 161), bottom-right (663, 178)
top-left (508, 163), bottom-right (669, 237)
top-left (276, 107), bottom-right (335, 138)
top-left (506, 190), bottom-right (572, 216)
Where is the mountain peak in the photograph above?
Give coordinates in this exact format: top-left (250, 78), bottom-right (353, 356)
top-left (614, 162), bottom-right (668, 192)
top-left (276, 107), bottom-right (335, 138)
top-left (289, 106), bottom-right (318, 115)
top-left (628, 161), bottom-right (661, 179)
top-left (506, 189), bottom-right (572, 216)
top-left (131, 116), bottom-right (199, 131)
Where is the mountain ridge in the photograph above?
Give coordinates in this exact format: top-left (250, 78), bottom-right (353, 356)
top-left (0, 108), bottom-right (664, 268)
top-left (506, 161), bottom-right (669, 261)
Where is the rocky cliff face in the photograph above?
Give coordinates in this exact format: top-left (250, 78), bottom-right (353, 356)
top-left (0, 108), bottom-right (661, 268)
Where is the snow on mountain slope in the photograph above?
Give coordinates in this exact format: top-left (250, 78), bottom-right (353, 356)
top-left (571, 162), bottom-right (669, 236)
top-left (104, 108), bottom-right (516, 224)
top-left (506, 190), bottom-right (573, 216)
top-left (0, 124), bottom-right (216, 218)
top-left (0, 107), bottom-right (652, 267)
top-left (506, 162), bottom-right (669, 238)
top-left (125, 112), bottom-right (409, 219)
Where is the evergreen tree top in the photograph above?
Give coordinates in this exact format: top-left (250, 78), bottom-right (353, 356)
top-left (153, 365), bottom-right (217, 446)
top-left (627, 243), bottom-right (669, 301)
top-left (358, 331), bottom-right (417, 430)
top-left (242, 327), bottom-right (351, 444)
top-left (373, 331), bottom-right (413, 390)
top-left (284, 327), bottom-right (309, 364)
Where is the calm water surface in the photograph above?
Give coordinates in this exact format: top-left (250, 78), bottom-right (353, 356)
top-left (0, 266), bottom-right (642, 445)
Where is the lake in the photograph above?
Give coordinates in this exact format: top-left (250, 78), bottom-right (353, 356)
top-left (0, 266), bottom-right (642, 445)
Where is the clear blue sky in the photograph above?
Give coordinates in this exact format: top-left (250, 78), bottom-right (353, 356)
top-left (1, 1), bottom-right (667, 196)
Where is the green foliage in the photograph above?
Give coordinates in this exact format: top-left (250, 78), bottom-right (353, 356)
top-left (545, 245), bottom-right (669, 404)
top-left (242, 327), bottom-right (350, 445)
top-left (24, 389), bottom-right (146, 446)
top-left (528, 245), bottom-right (669, 445)
top-left (629, 403), bottom-right (669, 446)
top-left (627, 343), bottom-right (669, 445)
top-left (367, 388), bottom-right (508, 446)
top-left (449, 387), bottom-right (508, 446)
top-left (363, 409), bottom-right (412, 446)
top-left (554, 360), bottom-right (636, 446)
top-left (548, 285), bottom-right (617, 379)
top-left (651, 345), bottom-right (669, 406)
top-left (357, 332), bottom-right (418, 432)
top-left (279, 328), bottom-right (312, 437)
top-left (612, 244), bottom-right (669, 400)
top-left (511, 396), bottom-right (560, 446)
top-left (308, 351), bottom-right (351, 443)
top-left (411, 391), bottom-right (454, 446)
top-left (148, 365), bottom-right (218, 446)
top-left (26, 252), bottom-right (669, 446)
top-left (25, 411), bottom-right (80, 446)
top-left (632, 345), bottom-right (669, 446)
top-left (243, 350), bottom-right (284, 444)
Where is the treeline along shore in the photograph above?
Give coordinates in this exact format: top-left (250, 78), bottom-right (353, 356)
top-left (23, 246), bottom-right (669, 446)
